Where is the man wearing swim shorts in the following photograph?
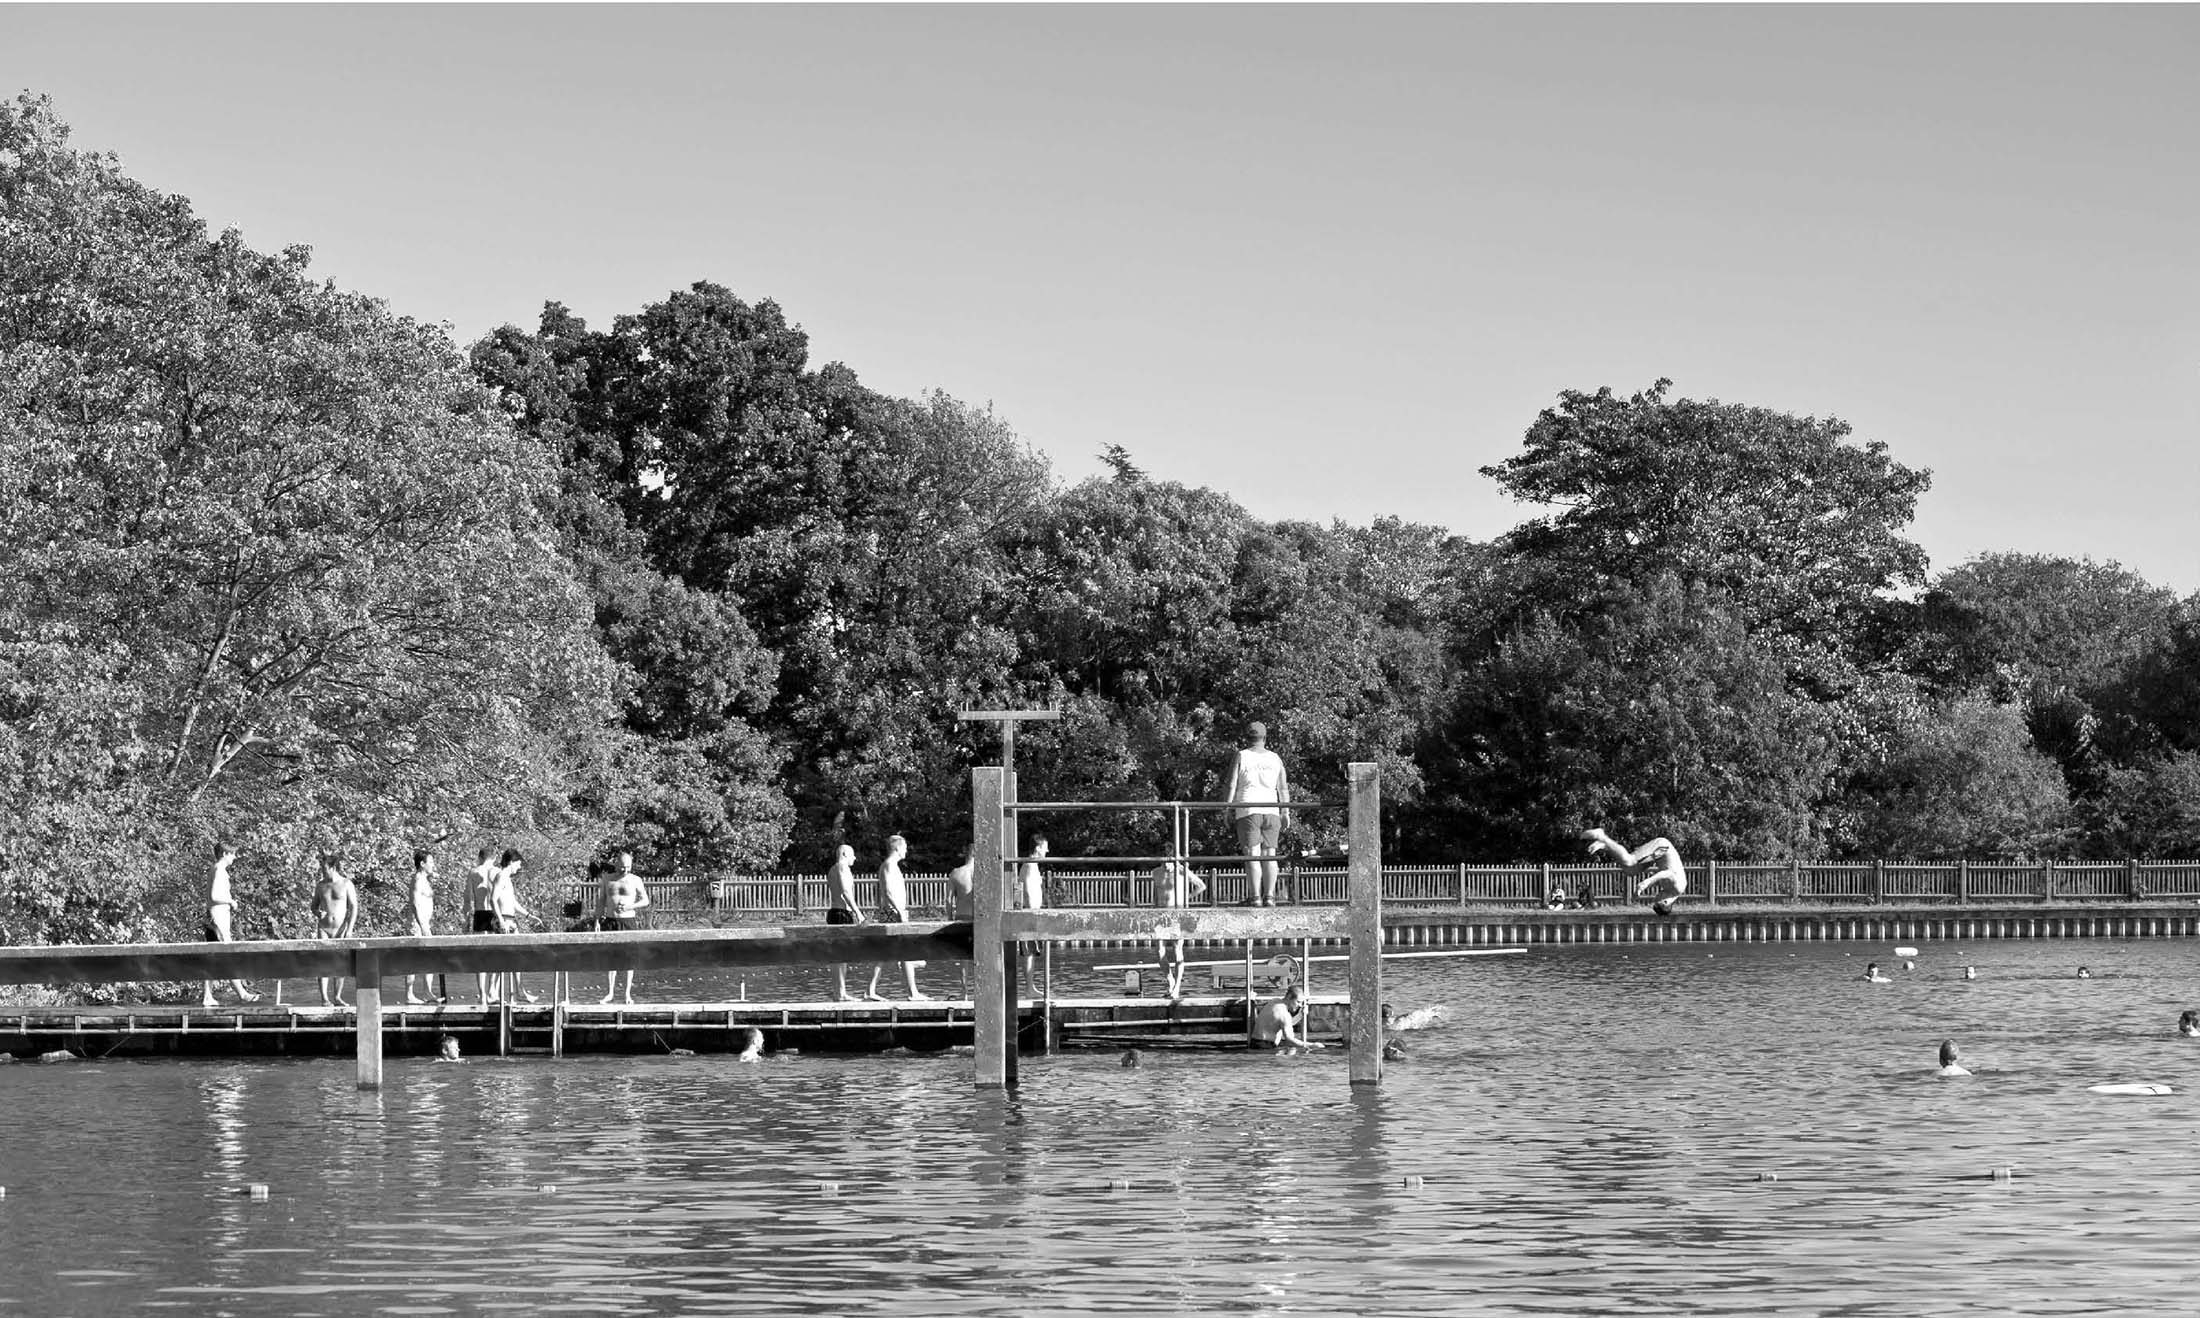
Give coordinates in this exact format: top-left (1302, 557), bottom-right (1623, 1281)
top-left (468, 847), bottom-right (501, 1004)
top-left (597, 850), bottom-right (651, 1004)
top-left (869, 834), bottom-right (927, 1002)
top-left (1223, 721), bottom-right (1291, 906)
top-left (1583, 828), bottom-right (1688, 914)
top-left (405, 848), bottom-right (443, 1004)
top-left (202, 841), bottom-right (261, 1008)
top-left (825, 844), bottom-right (863, 1001)
top-left (311, 853), bottom-right (358, 1008)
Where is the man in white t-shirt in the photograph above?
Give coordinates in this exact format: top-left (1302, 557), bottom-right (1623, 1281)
top-left (1223, 721), bottom-right (1291, 906)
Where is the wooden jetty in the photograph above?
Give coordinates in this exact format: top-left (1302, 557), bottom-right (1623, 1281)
top-left (0, 762), bottom-right (1392, 1091)
top-left (0, 993), bottom-right (1354, 1060)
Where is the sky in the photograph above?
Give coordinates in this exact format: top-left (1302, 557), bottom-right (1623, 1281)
top-left (8, 5), bottom-right (2197, 592)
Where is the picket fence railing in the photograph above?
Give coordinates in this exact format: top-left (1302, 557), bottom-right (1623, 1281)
top-left (555, 859), bottom-right (2200, 920)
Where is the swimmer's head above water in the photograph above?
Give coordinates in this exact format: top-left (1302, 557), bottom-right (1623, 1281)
top-left (1939, 1039), bottom-right (1960, 1067)
top-left (2180, 1010), bottom-right (2200, 1038)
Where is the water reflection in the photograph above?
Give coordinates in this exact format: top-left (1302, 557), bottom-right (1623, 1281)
top-left (6, 938), bottom-right (2200, 1314)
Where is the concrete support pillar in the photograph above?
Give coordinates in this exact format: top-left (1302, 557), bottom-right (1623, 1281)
top-left (1346, 762), bottom-right (1383, 1088)
top-left (354, 951), bottom-right (383, 1090)
top-left (972, 767), bottom-right (1012, 1089)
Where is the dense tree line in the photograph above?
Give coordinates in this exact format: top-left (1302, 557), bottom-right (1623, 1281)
top-left (4, 95), bottom-right (2196, 942)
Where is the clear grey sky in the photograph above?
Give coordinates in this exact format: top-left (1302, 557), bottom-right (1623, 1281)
top-left (9, 5), bottom-right (2197, 591)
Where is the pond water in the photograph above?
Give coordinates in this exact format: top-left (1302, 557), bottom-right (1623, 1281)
top-left (4, 937), bottom-right (2198, 1316)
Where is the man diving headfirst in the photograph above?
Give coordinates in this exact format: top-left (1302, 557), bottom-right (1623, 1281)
top-left (1582, 827), bottom-right (1687, 915)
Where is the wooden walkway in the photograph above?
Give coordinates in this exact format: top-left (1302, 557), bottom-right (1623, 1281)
top-left (0, 994), bottom-right (1352, 1060)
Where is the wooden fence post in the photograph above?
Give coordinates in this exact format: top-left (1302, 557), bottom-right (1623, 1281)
top-left (1706, 859), bottom-right (1718, 906)
top-left (1958, 859), bottom-right (1970, 904)
top-left (1791, 859), bottom-right (1803, 905)
top-left (1872, 860), bottom-right (1885, 905)
top-left (2043, 858), bottom-right (2056, 903)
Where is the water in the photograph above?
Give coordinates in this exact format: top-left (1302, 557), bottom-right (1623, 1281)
top-left (5, 938), bottom-right (2198, 1315)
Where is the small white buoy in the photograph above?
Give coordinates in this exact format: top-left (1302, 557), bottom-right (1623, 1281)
top-left (1401, 1175), bottom-right (1425, 1189)
top-left (2088, 1083), bottom-right (2173, 1096)
top-left (1108, 1178), bottom-right (1132, 1191)
top-left (1756, 1172), bottom-right (1780, 1182)
top-left (539, 1184), bottom-right (558, 1194)
top-left (1990, 1168), bottom-right (2014, 1181)
top-left (1895, 946), bottom-right (1920, 958)
top-left (248, 1184), bottom-right (270, 1200)
top-left (819, 1181), bottom-right (841, 1195)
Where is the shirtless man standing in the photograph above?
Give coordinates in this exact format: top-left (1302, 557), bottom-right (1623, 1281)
top-left (1583, 828), bottom-right (1688, 915)
top-left (1152, 858), bottom-right (1206, 997)
top-left (312, 853), bottom-right (358, 1008)
top-left (469, 847), bottom-right (501, 1005)
top-left (489, 850), bottom-right (536, 1004)
top-left (1223, 721), bottom-right (1291, 906)
top-left (404, 848), bottom-right (442, 1004)
top-left (868, 835), bottom-right (928, 1002)
top-left (202, 841), bottom-right (261, 1008)
top-left (826, 844), bottom-right (863, 1002)
top-left (597, 850), bottom-right (651, 1005)
top-left (946, 848), bottom-right (975, 995)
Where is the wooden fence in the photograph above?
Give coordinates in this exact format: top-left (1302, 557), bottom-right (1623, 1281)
top-left (561, 858), bottom-right (2200, 919)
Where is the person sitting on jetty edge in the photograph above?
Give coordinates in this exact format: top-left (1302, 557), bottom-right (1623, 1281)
top-left (1252, 985), bottom-right (1323, 1053)
top-left (1935, 1040), bottom-right (1971, 1076)
top-left (1583, 828), bottom-right (1687, 915)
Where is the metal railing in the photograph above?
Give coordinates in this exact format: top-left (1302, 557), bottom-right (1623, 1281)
top-left (561, 858), bottom-right (2200, 917)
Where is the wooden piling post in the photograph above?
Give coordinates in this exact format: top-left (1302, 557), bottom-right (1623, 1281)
top-left (354, 951), bottom-right (383, 1090)
top-left (1346, 762), bottom-right (1383, 1087)
top-left (973, 767), bottom-right (1012, 1089)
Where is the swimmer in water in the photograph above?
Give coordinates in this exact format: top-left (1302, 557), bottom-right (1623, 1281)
top-left (2077, 966), bottom-right (2092, 979)
top-left (736, 1027), bottom-right (764, 1062)
top-left (1935, 1039), bottom-right (1971, 1077)
top-left (436, 1034), bottom-right (462, 1062)
top-left (1120, 1048), bottom-right (1142, 1069)
top-left (1252, 985), bottom-right (1323, 1052)
top-left (2180, 1011), bottom-right (2200, 1038)
top-left (1381, 1003), bottom-right (1448, 1032)
top-left (1583, 828), bottom-right (1687, 915)
top-left (1964, 966), bottom-right (1977, 980)
top-left (1863, 962), bottom-right (1892, 984)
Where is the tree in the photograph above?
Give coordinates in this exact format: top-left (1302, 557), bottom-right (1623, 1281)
top-left (0, 93), bottom-right (625, 940)
top-left (1414, 577), bottom-right (1842, 860)
top-left (1482, 380), bottom-right (1931, 692)
top-left (1838, 697), bottom-right (2072, 859)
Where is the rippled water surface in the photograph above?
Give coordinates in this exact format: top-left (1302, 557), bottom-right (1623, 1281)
top-left (6, 937), bottom-right (2200, 1315)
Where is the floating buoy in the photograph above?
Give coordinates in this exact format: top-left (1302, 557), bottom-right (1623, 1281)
top-left (1756, 1172), bottom-right (1780, 1182)
top-left (819, 1181), bottom-right (841, 1195)
top-left (2088, 1083), bottom-right (2173, 1096)
top-left (1401, 1175), bottom-right (1425, 1189)
top-left (1108, 1178), bottom-right (1132, 1191)
top-left (1895, 946), bottom-right (1920, 957)
top-left (1990, 1168), bottom-right (2014, 1181)
top-left (539, 1184), bottom-right (558, 1194)
top-left (248, 1184), bottom-right (270, 1200)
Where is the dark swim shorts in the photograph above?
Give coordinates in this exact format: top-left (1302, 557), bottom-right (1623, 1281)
top-left (599, 915), bottom-right (635, 932)
top-left (826, 907), bottom-right (856, 926)
top-left (202, 923), bottom-right (221, 943)
top-left (471, 910), bottom-right (501, 934)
